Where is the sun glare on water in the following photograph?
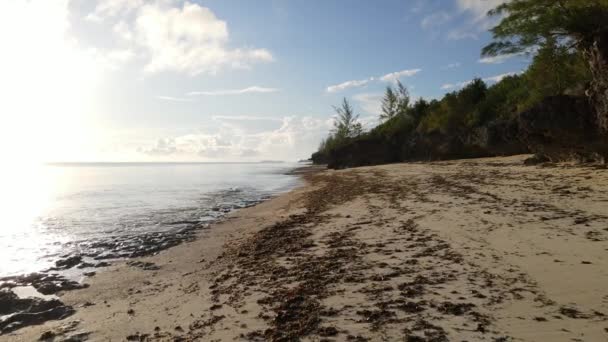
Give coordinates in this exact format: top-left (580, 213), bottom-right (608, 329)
top-left (0, 1), bottom-right (102, 274)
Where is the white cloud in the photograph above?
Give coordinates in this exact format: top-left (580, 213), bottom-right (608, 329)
top-left (142, 137), bottom-right (179, 155)
top-left (442, 62), bottom-right (461, 69)
top-left (447, 28), bottom-right (479, 40)
top-left (88, 0), bottom-right (143, 20)
top-left (440, 82), bottom-right (468, 90)
top-left (455, 0), bottom-right (505, 23)
top-left (421, 12), bottom-right (452, 30)
top-left (353, 93), bottom-right (383, 116)
top-left (158, 96), bottom-right (193, 102)
top-left (478, 52), bottom-right (526, 64)
top-left (447, 0), bottom-right (506, 41)
top-left (212, 115), bottom-right (283, 122)
top-left (440, 71), bottom-right (519, 90)
top-left (113, 21), bottom-right (134, 41)
top-left (483, 72), bottom-right (518, 83)
top-left (139, 116), bottom-right (333, 161)
top-left (326, 78), bottom-right (373, 93)
top-left (188, 86), bottom-right (279, 96)
top-left (410, 0), bottom-right (427, 14)
top-left (84, 0), bottom-right (274, 75)
top-left (380, 69), bottom-right (421, 82)
top-left (327, 68), bottom-right (421, 93)
top-left (134, 2), bottom-right (273, 75)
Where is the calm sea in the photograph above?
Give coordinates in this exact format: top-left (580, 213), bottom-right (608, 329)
top-left (0, 162), bottom-right (301, 277)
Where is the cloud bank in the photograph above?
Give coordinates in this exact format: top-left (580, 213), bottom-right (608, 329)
top-left (139, 115), bottom-right (333, 161)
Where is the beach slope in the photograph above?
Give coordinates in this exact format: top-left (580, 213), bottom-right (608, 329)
top-left (4, 155), bottom-right (608, 341)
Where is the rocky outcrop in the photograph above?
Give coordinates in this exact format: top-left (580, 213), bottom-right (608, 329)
top-left (0, 273), bottom-right (89, 296)
top-left (0, 290), bottom-right (74, 334)
top-left (518, 95), bottom-right (608, 162)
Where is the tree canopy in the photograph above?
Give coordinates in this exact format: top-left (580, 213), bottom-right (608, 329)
top-left (483, 0), bottom-right (608, 57)
top-left (313, 0), bottom-right (607, 167)
top-left (380, 81), bottom-right (410, 122)
top-left (332, 98), bottom-right (363, 140)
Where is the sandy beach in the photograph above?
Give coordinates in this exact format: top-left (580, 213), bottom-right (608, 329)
top-left (3, 155), bottom-right (608, 341)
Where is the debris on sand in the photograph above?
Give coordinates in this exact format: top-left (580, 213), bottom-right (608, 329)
top-left (126, 261), bottom-right (161, 271)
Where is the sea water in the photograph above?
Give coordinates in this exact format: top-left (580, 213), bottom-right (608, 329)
top-left (0, 162), bottom-right (301, 277)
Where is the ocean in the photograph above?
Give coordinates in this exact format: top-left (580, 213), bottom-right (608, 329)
top-left (0, 162), bottom-right (301, 277)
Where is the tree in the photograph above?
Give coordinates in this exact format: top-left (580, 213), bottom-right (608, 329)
top-left (380, 87), bottom-right (398, 122)
top-left (380, 81), bottom-right (411, 122)
top-left (332, 98), bottom-right (363, 139)
top-left (482, 0), bottom-right (608, 133)
top-left (409, 98), bottom-right (430, 124)
top-left (525, 38), bottom-right (590, 102)
top-left (396, 81), bottom-right (410, 116)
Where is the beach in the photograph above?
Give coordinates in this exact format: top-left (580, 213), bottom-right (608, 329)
top-left (3, 155), bottom-right (608, 341)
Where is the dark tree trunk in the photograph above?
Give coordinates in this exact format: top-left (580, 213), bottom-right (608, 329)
top-left (584, 31), bottom-right (608, 138)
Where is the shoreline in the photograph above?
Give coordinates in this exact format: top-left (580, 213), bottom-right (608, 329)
top-left (2, 155), bottom-right (608, 341)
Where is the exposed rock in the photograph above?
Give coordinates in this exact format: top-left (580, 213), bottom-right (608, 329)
top-left (53, 255), bottom-right (83, 270)
top-left (79, 225), bottom-right (203, 261)
top-left (36, 281), bottom-right (89, 295)
top-left (518, 95), bottom-right (608, 162)
top-left (0, 290), bottom-right (75, 334)
top-left (0, 273), bottom-right (88, 295)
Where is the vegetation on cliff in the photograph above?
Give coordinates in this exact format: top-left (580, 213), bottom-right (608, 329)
top-left (313, 0), bottom-right (608, 168)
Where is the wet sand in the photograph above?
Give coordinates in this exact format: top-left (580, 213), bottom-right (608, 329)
top-left (3, 155), bottom-right (608, 341)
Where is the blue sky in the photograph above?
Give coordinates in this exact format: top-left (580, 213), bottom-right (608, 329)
top-left (0, 0), bottom-right (530, 162)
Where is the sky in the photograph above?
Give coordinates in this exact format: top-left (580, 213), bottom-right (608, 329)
top-left (0, 0), bottom-right (531, 163)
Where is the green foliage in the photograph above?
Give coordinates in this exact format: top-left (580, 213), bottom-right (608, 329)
top-left (482, 0), bottom-right (608, 57)
top-left (478, 74), bottom-right (528, 122)
top-left (316, 98), bottom-right (364, 157)
top-left (395, 81), bottom-right (410, 116)
top-left (372, 112), bottom-right (415, 139)
top-left (380, 81), bottom-right (411, 122)
top-left (409, 98), bottom-right (430, 124)
top-left (380, 87), bottom-right (398, 122)
top-left (332, 98), bottom-right (363, 140)
top-left (314, 1), bottom-right (600, 166)
top-left (418, 79), bottom-right (488, 134)
top-left (523, 38), bottom-right (590, 105)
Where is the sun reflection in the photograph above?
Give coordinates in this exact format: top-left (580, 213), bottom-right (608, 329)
top-left (0, 164), bottom-right (67, 275)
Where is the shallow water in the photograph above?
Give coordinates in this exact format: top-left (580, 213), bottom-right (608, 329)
top-left (0, 162), bottom-right (300, 277)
